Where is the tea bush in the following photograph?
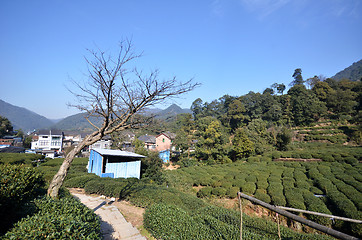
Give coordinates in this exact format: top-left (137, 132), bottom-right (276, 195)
top-left (4, 196), bottom-right (101, 239)
top-left (144, 203), bottom-right (333, 240)
top-left (0, 153), bottom-right (45, 166)
top-left (64, 173), bottom-right (100, 188)
top-left (197, 186), bottom-right (213, 198)
top-left (0, 164), bottom-right (45, 233)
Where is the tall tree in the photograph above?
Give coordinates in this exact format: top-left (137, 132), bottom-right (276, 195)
top-left (0, 116), bottom-right (13, 137)
top-left (288, 85), bottom-right (327, 126)
top-left (290, 68), bottom-right (304, 86)
top-left (231, 128), bottom-right (254, 160)
top-left (191, 98), bottom-right (204, 120)
top-left (195, 119), bottom-right (230, 164)
top-left (227, 99), bottom-right (246, 132)
top-left (47, 40), bottom-right (198, 198)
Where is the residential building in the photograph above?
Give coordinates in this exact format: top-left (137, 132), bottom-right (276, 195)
top-left (88, 135), bottom-right (112, 151)
top-left (155, 132), bottom-right (176, 151)
top-left (31, 129), bottom-right (64, 152)
top-left (138, 134), bottom-right (156, 150)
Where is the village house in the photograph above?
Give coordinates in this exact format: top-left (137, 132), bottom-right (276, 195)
top-left (31, 129), bottom-right (64, 152)
top-left (155, 131), bottom-right (176, 151)
top-left (88, 135), bottom-right (112, 151)
top-left (138, 134), bottom-right (156, 150)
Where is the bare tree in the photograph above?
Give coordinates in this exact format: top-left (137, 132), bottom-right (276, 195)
top-left (47, 40), bottom-right (199, 198)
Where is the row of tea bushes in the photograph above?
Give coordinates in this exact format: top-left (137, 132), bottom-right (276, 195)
top-left (0, 161), bottom-right (101, 239)
top-left (4, 196), bottom-right (101, 239)
top-left (0, 153), bottom-right (45, 166)
top-left (144, 203), bottom-right (333, 240)
top-left (0, 164), bottom-right (45, 234)
top-left (165, 161), bottom-right (362, 237)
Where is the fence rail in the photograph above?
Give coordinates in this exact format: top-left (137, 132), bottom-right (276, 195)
top-left (238, 192), bottom-right (359, 240)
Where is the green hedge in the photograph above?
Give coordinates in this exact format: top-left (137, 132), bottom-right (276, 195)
top-left (4, 196), bottom-right (101, 239)
top-left (0, 153), bottom-right (45, 166)
top-left (0, 164), bottom-right (45, 234)
top-left (64, 174), bottom-right (100, 188)
top-left (144, 203), bottom-right (333, 240)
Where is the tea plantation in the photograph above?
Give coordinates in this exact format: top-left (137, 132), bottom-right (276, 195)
top-left (1, 152), bottom-right (360, 239)
top-left (164, 160), bottom-right (362, 238)
top-left (0, 155), bottom-right (101, 239)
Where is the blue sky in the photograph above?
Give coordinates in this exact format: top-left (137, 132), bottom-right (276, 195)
top-left (0, 0), bottom-right (361, 119)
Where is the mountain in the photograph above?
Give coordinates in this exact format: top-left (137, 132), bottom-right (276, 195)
top-left (0, 99), bottom-right (191, 132)
top-left (52, 104), bottom-right (191, 131)
top-left (332, 59), bottom-right (362, 81)
top-left (155, 104), bottom-right (192, 120)
top-left (0, 99), bottom-right (54, 132)
top-left (52, 113), bottom-right (103, 132)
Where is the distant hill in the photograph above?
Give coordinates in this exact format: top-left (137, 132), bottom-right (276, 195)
top-left (52, 113), bottom-right (103, 132)
top-left (0, 99), bottom-right (54, 132)
top-left (155, 104), bottom-right (192, 120)
top-left (52, 104), bottom-right (191, 131)
top-left (332, 59), bottom-right (362, 81)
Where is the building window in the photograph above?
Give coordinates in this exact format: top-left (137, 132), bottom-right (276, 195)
top-left (163, 138), bottom-right (165, 143)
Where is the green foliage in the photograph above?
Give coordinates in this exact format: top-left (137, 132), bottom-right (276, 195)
top-left (144, 204), bottom-right (209, 240)
top-left (276, 127), bottom-right (292, 151)
top-left (211, 187), bottom-right (227, 197)
top-left (0, 116), bottom-right (13, 137)
top-left (144, 203), bottom-right (333, 240)
top-left (4, 196), bottom-right (101, 239)
top-left (195, 119), bottom-right (231, 164)
top-left (197, 186), bottom-right (213, 198)
top-left (231, 128), bottom-right (254, 160)
top-left (64, 174), bottom-right (100, 188)
top-left (0, 164), bottom-right (45, 234)
top-left (0, 153), bottom-right (45, 166)
top-left (288, 85), bottom-right (327, 126)
top-left (140, 150), bottom-right (165, 184)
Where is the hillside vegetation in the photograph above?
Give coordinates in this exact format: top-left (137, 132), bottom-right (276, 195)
top-left (332, 59), bottom-right (362, 81)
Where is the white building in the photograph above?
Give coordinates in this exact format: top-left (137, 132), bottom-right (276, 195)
top-left (88, 135), bottom-right (112, 151)
top-left (31, 130), bottom-right (64, 152)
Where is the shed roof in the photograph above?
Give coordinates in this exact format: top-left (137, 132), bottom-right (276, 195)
top-left (92, 148), bottom-right (145, 158)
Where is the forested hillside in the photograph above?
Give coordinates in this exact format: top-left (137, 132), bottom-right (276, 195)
top-left (167, 72), bottom-right (361, 166)
top-left (332, 59), bottom-right (362, 81)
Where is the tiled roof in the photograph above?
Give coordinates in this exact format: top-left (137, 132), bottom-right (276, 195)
top-left (138, 135), bottom-right (156, 143)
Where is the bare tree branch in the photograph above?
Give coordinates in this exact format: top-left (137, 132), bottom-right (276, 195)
top-left (48, 40), bottom-right (199, 198)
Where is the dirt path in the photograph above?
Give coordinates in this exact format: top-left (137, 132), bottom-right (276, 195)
top-left (69, 188), bottom-right (146, 240)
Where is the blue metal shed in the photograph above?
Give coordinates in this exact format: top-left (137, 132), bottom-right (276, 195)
top-left (88, 148), bottom-right (145, 179)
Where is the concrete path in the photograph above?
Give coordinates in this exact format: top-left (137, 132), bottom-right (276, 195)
top-left (71, 192), bottom-right (146, 240)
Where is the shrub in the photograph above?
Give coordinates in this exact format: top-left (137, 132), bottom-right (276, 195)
top-left (254, 189), bottom-right (271, 203)
top-left (0, 164), bottom-right (45, 234)
top-left (64, 174), bottom-right (100, 188)
top-left (211, 187), bottom-right (227, 197)
top-left (144, 203), bottom-right (208, 240)
top-left (320, 154), bottom-right (334, 162)
top-left (284, 188), bottom-right (305, 210)
top-left (220, 180), bottom-right (233, 189)
top-left (241, 182), bottom-right (256, 195)
top-left (197, 187), bottom-right (213, 198)
top-left (344, 156), bottom-right (358, 165)
top-left (271, 151), bottom-right (281, 159)
top-left (4, 196), bottom-right (101, 239)
top-left (0, 153), bottom-right (45, 166)
top-left (226, 187), bottom-right (240, 199)
top-left (247, 156), bottom-right (260, 162)
top-left (299, 153), bottom-right (312, 159)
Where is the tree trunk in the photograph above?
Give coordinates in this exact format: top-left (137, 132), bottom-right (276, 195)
top-left (47, 144), bottom-right (83, 198)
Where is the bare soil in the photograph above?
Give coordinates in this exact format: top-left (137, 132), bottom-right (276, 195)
top-left (113, 200), bottom-right (145, 228)
top-left (68, 188), bottom-right (145, 229)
